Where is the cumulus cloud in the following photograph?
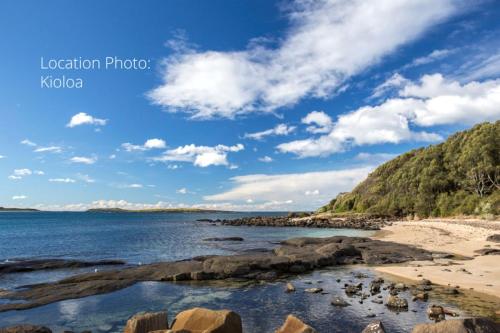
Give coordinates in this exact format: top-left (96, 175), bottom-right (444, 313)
top-left (153, 143), bottom-right (244, 168)
top-left (370, 73), bottom-right (410, 99)
top-left (148, 0), bottom-right (458, 118)
top-left (49, 178), bottom-right (76, 183)
top-left (302, 111), bottom-right (333, 134)
top-left (67, 112), bottom-right (107, 128)
top-left (244, 124), bottom-right (296, 140)
top-left (122, 138), bottom-right (167, 152)
top-left (258, 156), bottom-right (273, 163)
top-left (279, 74), bottom-right (500, 157)
top-left (12, 195), bottom-right (27, 200)
top-left (70, 156), bottom-right (97, 165)
top-left (204, 167), bottom-right (371, 209)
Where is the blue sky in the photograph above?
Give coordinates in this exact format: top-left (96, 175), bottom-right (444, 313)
top-left (1, 0), bottom-right (499, 211)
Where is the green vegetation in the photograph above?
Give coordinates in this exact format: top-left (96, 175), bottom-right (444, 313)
top-left (319, 121), bottom-right (500, 218)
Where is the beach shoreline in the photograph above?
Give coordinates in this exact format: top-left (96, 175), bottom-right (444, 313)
top-left (372, 219), bottom-right (500, 299)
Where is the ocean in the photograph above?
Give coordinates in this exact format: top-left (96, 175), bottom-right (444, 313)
top-left (0, 212), bottom-right (496, 332)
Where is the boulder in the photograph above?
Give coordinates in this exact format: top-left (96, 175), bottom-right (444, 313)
top-left (276, 315), bottom-right (317, 333)
top-left (0, 325), bottom-right (52, 333)
top-left (386, 295), bottom-right (408, 309)
top-left (124, 311), bottom-right (168, 333)
top-left (305, 288), bottom-right (323, 293)
top-left (331, 295), bottom-right (350, 307)
top-left (286, 283), bottom-right (296, 292)
top-left (412, 318), bottom-right (500, 333)
top-left (361, 321), bottom-right (386, 333)
top-left (170, 308), bottom-right (242, 333)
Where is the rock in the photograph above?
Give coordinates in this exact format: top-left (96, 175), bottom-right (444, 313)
top-left (202, 237), bottom-right (244, 242)
top-left (371, 299), bottom-right (383, 304)
top-left (361, 321), bottom-right (386, 333)
top-left (369, 280), bottom-right (382, 294)
top-left (345, 283), bottom-right (361, 295)
top-left (0, 259), bottom-right (125, 275)
top-left (123, 311), bottom-right (168, 333)
top-left (169, 308), bottom-right (242, 333)
top-left (443, 288), bottom-right (460, 295)
top-left (420, 279), bottom-right (432, 285)
top-left (474, 248), bottom-right (500, 255)
top-left (394, 283), bottom-right (406, 290)
top-left (412, 318), bottom-right (500, 333)
top-left (386, 295), bottom-right (408, 309)
top-left (486, 234), bottom-right (500, 242)
top-left (305, 288), bottom-right (323, 293)
top-left (331, 295), bottom-right (350, 307)
top-left (286, 283), bottom-right (296, 292)
top-left (276, 315), bottom-right (317, 333)
top-left (427, 305), bottom-right (446, 322)
top-left (412, 293), bottom-right (428, 301)
top-left (0, 325), bottom-right (52, 333)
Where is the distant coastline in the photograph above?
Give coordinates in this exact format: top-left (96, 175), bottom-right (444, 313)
top-left (85, 207), bottom-right (228, 213)
top-left (0, 207), bottom-right (39, 212)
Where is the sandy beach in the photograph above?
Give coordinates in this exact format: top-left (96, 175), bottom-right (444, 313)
top-left (373, 219), bottom-right (500, 298)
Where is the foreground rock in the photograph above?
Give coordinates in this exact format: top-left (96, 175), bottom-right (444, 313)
top-left (411, 318), bottom-right (500, 333)
top-left (276, 315), bottom-right (317, 333)
top-left (124, 311), bottom-right (168, 333)
top-left (166, 307), bottom-right (242, 333)
top-left (0, 325), bottom-right (52, 333)
top-left (0, 259), bottom-right (125, 275)
top-left (0, 236), bottom-right (433, 312)
top-left (361, 321), bottom-right (386, 333)
top-left (220, 215), bottom-right (392, 230)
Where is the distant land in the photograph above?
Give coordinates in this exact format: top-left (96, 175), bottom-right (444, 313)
top-left (320, 121), bottom-right (499, 218)
top-left (0, 207), bottom-right (39, 212)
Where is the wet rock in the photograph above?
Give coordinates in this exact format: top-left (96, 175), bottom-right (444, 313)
top-left (371, 299), bottom-right (383, 304)
top-left (124, 311), bottom-right (168, 333)
top-left (386, 295), bottom-right (408, 309)
top-left (0, 325), bottom-right (52, 333)
top-left (412, 317), bottom-right (499, 333)
top-left (276, 315), bottom-right (317, 333)
top-left (345, 284), bottom-right (361, 295)
top-left (486, 234), bottom-right (500, 242)
top-left (286, 283), bottom-right (296, 292)
top-left (394, 283), bottom-right (406, 290)
top-left (412, 293), bottom-right (428, 302)
top-left (305, 288), bottom-right (323, 293)
top-left (169, 308), bottom-right (242, 333)
top-left (330, 295), bottom-right (350, 307)
top-left (0, 259), bottom-right (125, 275)
top-left (202, 237), bottom-right (244, 242)
top-left (361, 321), bottom-right (386, 333)
top-left (443, 288), bottom-right (460, 295)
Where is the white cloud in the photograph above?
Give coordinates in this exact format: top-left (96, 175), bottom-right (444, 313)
top-left (21, 139), bottom-right (37, 147)
top-left (302, 111), bottom-right (333, 134)
top-left (279, 74), bottom-right (500, 158)
top-left (109, 154), bottom-right (117, 159)
top-left (34, 170), bottom-right (44, 175)
top-left (176, 187), bottom-right (188, 194)
top-left (148, 0), bottom-right (458, 118)
top-left (167, 164), bottom-right (180, 170)
top-left (67, 112), bottom-right (107, 128)
top-left (49, 178), bottom-right (76, 183)
top-left (204, 167), bottom-right (371, 209)
top-left (34, 146), bottom-right (62, 153)
top-left (122, 138), bottom-right (167, 152)
top-left (8, 168), bottom-right (42, 180)
top-left (125, 183), bottom-right (143, 188)
top-left (370, 73), bottom-right (410, 99)
top-left (407, 48), bottom-right (455, 68)
top-left (69, 156), bottom-right (97, 165)
top-left (13, 168), bottom-right (32, 176)
top-left (258, 156), bottom-right (273, 163)
top-left (0, 155), bottom-right (6, 159)
top-left (153, 143), bottom-right (244, 168)
top-left (244, 124), bottom-right (296, 140)
top-left (12, 195), bottom-right (27, 200)
top-left (77, 174), bottom-right (95, 183)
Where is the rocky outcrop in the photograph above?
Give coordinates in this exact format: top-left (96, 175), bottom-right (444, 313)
top-left (167, 307), bottom-right (242, 333)
top-left (0, 259), bottom-right (125, 275)
top-left (0, 325), bottom-right (52, 333)
top-left (411, 318), bottom-right (500, 333)
top-left (123, 311), bottom-right (168, 333)
top-left (0, 236), bottom-right (433, 312)
top-left (220, 216), bottom-right (391, 230)
top-left (203, 237), bottom-right (244, 242)
top-left (275, 315), bottom-right (317, 333)
top-left (361, 321), bottom-right (386, 333)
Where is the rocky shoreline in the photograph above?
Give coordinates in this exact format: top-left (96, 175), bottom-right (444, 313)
top-left (0, 236), bottom-right (437, 312)
top-left (201, 215), bottom-right (394, 230)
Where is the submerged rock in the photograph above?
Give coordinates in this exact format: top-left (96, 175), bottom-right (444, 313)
top-left (331, 295), bottom-right (350, 307)
top-left (361, 321), bottom-right (386, 333)
top-left (412, 318), bottom-right (500, 333)
top-left (123, 311), bottom-right (168, 333)
top-left (168, 307), bottom-right (242, 333)
top-left (0, 325), bottom-right (52, 333)
top-left (276, 315), bottom-right (317, 333)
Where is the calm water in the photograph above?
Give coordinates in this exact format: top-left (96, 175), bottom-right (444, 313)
top-left (0, 212), bottom-right (497, 332)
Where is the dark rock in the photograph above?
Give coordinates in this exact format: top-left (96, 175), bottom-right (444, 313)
top-left (486, 234), bottom-right (500, 242)
top-left (331, 295), bottom-right (350, 307)
top-left (0, 325), bottom-right (52, 333)
top-left (202, 237), bottom-right (244, 242)
top-left (412, 293), bottom-right (428, 301)
top-left (386, 295), bottom-right (408, 309)
top-left (474, 248), bottom-right (500, 255)
top-left (0, 259), bottom-right (125, 275)
top-left (361, 321), bottom-right (386, 333)
top-left (412, 317), bottom-right (500, 333)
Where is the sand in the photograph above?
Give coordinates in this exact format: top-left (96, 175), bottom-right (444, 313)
top-left (372, 219), bottom-right (500, 298)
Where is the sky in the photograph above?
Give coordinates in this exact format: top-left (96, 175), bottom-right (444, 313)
top-left (0, 0), bottom-right (499, 211)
